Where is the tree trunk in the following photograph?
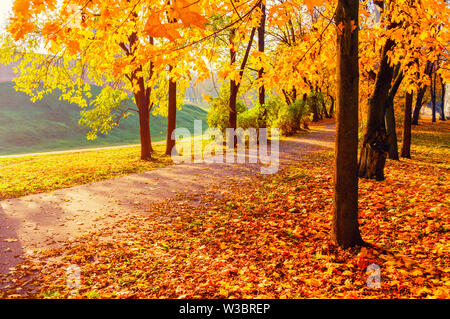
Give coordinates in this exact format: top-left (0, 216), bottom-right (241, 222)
top-left (357, 38), bottom-right (395, 180)
top-left (136, 93), bottom-right (152, 160)
top-left (401, 92), bottom-right (413, 158)
top-left (385, 70), bottom-right (403, 160)
top-left (328, 94), bottom-right (335, 116)
top-left (311, 94), bottom-right (320, 122)
top-left (412, 61), bottom-right (433, 125)
top-left (282, 89), bottom-right (292, 106)
top-left (165, 65), bottom-right (177, 155)
top-left (227, 27), bottom-right (256, 147)
top-left (441, 77), bottom-right (446, 120)
top-left (385, 100), bottom-right (399, 160)
top-left (228, 84), bottom-right (238, 130)
top-left (333, 0), bottom-right (363, 248)
top-left (258, 2), bottom-right (266, 127)
top-left (431, 63), bottom-right (436, 122)
top-left (228, 83), bottom-right (238, 148)
top-left (412, 85), bottom-right (427, 125)
top-left (228, 30), bottom-right (238, 147)
top-left (228, 29), bottom-right (238, 132)
top-left (122, 34), bottom-right (154, 160)
top-left (322, 97), bottom-right (330, 118)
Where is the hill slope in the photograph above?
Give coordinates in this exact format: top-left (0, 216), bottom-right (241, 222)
top-left (0, 82), bottom-right (208, 155)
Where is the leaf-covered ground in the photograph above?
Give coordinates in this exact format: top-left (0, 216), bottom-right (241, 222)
top-left (0, 120), bottom-right (448, 299)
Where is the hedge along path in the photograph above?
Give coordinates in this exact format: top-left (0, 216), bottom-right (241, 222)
top-left (0, 120), bottom-right (335, 277)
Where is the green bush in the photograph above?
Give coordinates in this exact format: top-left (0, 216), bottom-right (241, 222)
top-left (265, 97), bottom-right (309, 136)
top-left (207, 89), bottom-right (311, 136)
top-left (264, 96), bottom-right (284, 127)
top-left (273, 100), bottom-right (300, 136)
top-left (207, 86), bottom-right (246, 132)
top-left (237, 106), bottom-right (260, 130)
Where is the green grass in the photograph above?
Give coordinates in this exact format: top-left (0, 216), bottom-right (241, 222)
top-left (0, 133), bottom-right (270, 200)
top-left (0, 136), bottom-right (228, 200)
top-left (0, 82), bottom-right (208, 155)
top-left (0, 143), bottom-right (172, 200)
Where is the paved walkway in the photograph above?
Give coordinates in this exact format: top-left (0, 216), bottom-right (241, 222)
top-left (0, 121), bottom-right (335, 275)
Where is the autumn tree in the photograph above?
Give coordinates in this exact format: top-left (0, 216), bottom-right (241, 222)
top-left (165, 2), bottom-right (178, 156)
top-left (358, 0), bottom-right (449, 180)
top-left (257, 0), bottom-right (267, 126)
top-left (1, 0), bottom-right (208, 160)
top-left (357, 1), bottom-right (397, 180)
top-left (228, 27), bottom-right (256, 138)
top-left (202, 2), bottom-right (261, 146)
top-left (262, 1), bottom-right (337, 119)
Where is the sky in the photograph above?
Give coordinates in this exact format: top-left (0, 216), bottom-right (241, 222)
top-left (0, 0), bottom-right (13, 31)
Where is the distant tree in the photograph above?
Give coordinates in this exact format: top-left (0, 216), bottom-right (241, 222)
top-left (257, 1), bottom-right (267, 127)
top-left (227, 27), bottom-right (256, 147)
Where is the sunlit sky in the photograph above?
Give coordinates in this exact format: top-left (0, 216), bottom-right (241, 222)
top-left (0, 0), bottom-right (13, 31)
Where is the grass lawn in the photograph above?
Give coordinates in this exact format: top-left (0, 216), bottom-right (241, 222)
top-left (0, 136), bottom-right (228, 200)
top-left (0, 82), bottom-right (208, 156)
top-left (0, 131), bottom-right (277, 200)
top-left (0, 144), bottom-right (172, 200)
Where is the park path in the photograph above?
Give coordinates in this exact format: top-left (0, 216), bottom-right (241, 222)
top-left (0, 136), bottom-right (205, 159)
top-left (0, 120), bottom-right (335, 276)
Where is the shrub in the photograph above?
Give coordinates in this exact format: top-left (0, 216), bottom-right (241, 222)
top-left (264, 96), bottom-right (284, 127)
top-left (207, 86), bottom-right (246, 132)
top-left (207, 90), bottom-right (311, 137)
top-left (237, 106), bottom-right (259, 130)
top-left (269, 98), bottom-right (309, 136)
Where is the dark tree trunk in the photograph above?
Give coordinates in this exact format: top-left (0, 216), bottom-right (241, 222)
top-left (401, 92), bottom-right (413, 158)
top-left (258, 2), bottom-right (266, 127)
top-left (122, 35), bottom-right (154, 160)
top-left (136, 92), bottom-right (152, 160)
top-left (282, 89), bottom-right (297, 106)
top-left (227, 27), bottom-right (256, 147)
top-left (441, 77), bottom-right (446, 120)
top-left (228, 29), bottom-right (238, 132)
top-left (133, 64), bottom-right (153, 160)
top-left (385, 100), bottom-right (399, 160)
top-left (165, 65), bottom-right (177, 155)
top-left (302, 93), bottom-right (309, 129)
top-left (385, 70), bottom-right (403, 160)
top-left (322, 97), bottom-right (330, 118)
top-left (412, 85), bottom-right (427, 125)
top-left (431, 63), bottom-right (436, 122)
top-left (311, 94), bottom-right (320, 122)
top-left (228, 83), bottom-right (238, 130)
top-left (333, 0), bottom-right (363, 248)
top-left (282, 89), bottom-right (292, 106)
top-left (228, 83), bottom-right (238, 148)
top-left (328, 94), bottom-right (335, 116)
top-left (358, 38), bottom-right (395, 180)
top-left (412, 61), bottom-right (433, 125)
